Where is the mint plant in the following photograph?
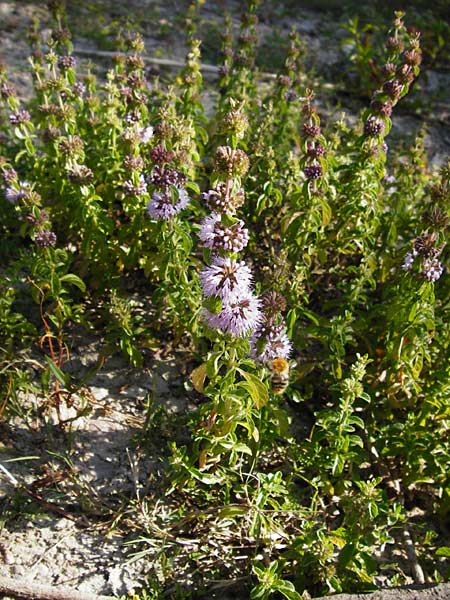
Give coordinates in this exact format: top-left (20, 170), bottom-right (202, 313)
top-left (0, 1), bottom-right (449, 598)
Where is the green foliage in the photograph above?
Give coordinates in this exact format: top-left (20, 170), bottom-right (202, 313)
top-left (0, 2), bottom-right (449, 598)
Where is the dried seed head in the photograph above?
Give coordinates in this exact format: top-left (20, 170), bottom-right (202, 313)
top-left (38, 102), bottom-right (65, 118)
top-left (423, 206), bottom-right (449, 230)
top-left (382, 78), bottom-right (403, 99)
top-left (403, 49), bottom-right (422, 66)
top-left (222, 109), bottom-right (249, 137)
top-left (370, 99), bottom-right (393, 117)
top-left (51, 27), bottom-right (71, 43)
top-left (42, 125), bottom-right (60, 142)
top-left (58, 135), bottom-right (84, 156)
top-left (386, 36), bottom-right (404, 52)
top-left (1, 82), bottom-right (16, 99)
top-left (214, 146), bottom-right (249, 177)
top-left (203, 183), bottom-right (245, 215)
top-left (242, 13), bottom-right (258, 27)
top-left (381, 63), bottom-right (397, 77)
top-left (397, 63), bottom-right (415, 84)
top-left (219, 64), bottom-right (230, 78)
top-left (414, 232), bottom-right (439, 257)
top-left (150, 145), bottom-right (175, 165)
top-left (67, 164), bottom-right (94, 184)
top-left (126, 54), bottom-right (145, 70)
top-left (278, 75), bottom-right (292, 87)
top-left (123, 154), bottom-right (144, 171)
top-left (260, 291), bottom-right (287, 316)
top-left (127, 72), bottom-right (146, 89)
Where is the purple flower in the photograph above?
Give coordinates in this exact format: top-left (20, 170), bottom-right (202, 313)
top-left (138, 126), bottom-right (154, 143)
top-left (402, 249), bottom-right (418, 271)
top-left (303, 164), bottom-right (322, 180)
top-left (364, 116), bottom-right (385, 137)
top-left (125, 111), bottom-right (140, 124)
top-left (199, 213), bottom-right (249, 253)
top-left (123, 174), bottom-right (147, 197)
top-left (58, 55), bottom-right (76, 70)
top-left (250, 322), bottom-right (292, 365)
top-left (200, 256), bottom-right (253, 303)
top-left (146, 187), bottom-right (189, 221)
top-left (72, 82), bottom-right (86, 97)
top-left (422, 257), bottom-right (444, 282)
top-left (203, 294), bottom-right (261, 337)
top-left (9, 109), bottom-right (31, 125)
top-left (35, 229), bottom-right (57, 248)
top-left (2, 168), bottom-right (17, 183)
top-left (4, 181), bottom-right (30, 203)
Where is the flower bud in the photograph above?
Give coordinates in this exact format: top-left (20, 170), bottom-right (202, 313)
top-left (364, 116), bottom-right (385, 137)
top-left (303, 164), bottom-right (322, 180)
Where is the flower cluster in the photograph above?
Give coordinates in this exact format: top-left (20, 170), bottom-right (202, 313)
top-left (402, 231), bottom-right (445, 282)
top-left (250, 291), bottom-right (292, 364)
top-left (145, 156), bottom-right (190, 221)
top-left (300, 91), bottom-right (325, 184)
top-left (365, 18), bottom-right (421, 141)
top-left (4, 180), bottom-right (31, 204)
top-left (123, 174), bottom-right (147, 197)
top-left (200, 146), bottom-right (261, 338)
top-left (199, 214), bottom-right (249, 253)
top-left (147, 187), bottom-right (189, 220)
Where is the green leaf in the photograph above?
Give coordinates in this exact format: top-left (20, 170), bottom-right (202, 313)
top-left (60, 273), bottom-right (86, 292)
top-left (25, 137), bottom-right (35, 155)
top-left (217, 505), bottom-right (247, 519)
top-left (275, 580), bottom-right (302, 600)
top-left (237, 368), bottom-right (269, 409)
top-left (191, 363), bottom-right (207, 393)
top-left (44, 355), bottom-right (70, 387)
top-left (286, 309), bottom-right (297, 338)
top-left (338, 543), bottom-right (356, 568)
top-left (436, 547), bottom-right (450, 557)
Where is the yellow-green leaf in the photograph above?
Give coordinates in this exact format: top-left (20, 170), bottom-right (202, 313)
top-left (191, 363), bottom-right (207, 393)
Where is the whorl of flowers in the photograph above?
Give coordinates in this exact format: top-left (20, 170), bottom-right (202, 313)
top-left (4, 180), bottom-right (31, 204)
top-left (203, 294), bottom-right (261, 337)
top-left (364, 19), bottom-right (421, 142)
top-left (67, 164), bottom-right (94, 185)
top-left (123, 174), bottom-right (147, 197)
top-left (200, 256), bottom-right (252, 304)
top-left (34, 229), bottom-right (57, 248)
top-left (145, 156), bottom-right (190, 221)
top-left (147, 187), bottom-right (189, 220)
top-left (202, 183), bottom-right (245, 215)
top-left (250, 291), bottom-right (292, 364)
top-left (199, 213), bottom-right (249, 253)
top-left (200, 145), bottom-right (261, 338)
top-left (9, 109), bottom-right (31, 125)
top-left (402, 231), bottom-right (445, 283)
top-left (300, 91), bottom-right (325, 185)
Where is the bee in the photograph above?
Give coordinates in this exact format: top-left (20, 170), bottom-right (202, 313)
top-left (270, 357), bottom-right (290, 395)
